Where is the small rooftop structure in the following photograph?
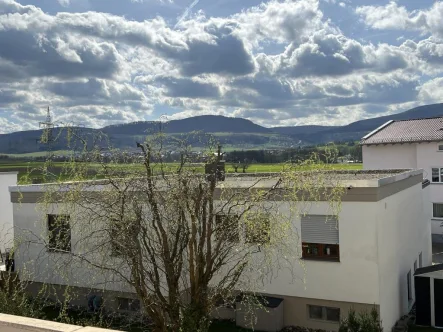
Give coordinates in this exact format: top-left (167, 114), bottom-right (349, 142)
top-left (361, 117), bottom-right (443, 145)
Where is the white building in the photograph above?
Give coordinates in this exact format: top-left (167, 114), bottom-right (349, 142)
top-left (10, 170), bottom-right (431, 331)
top-left (361, 117), bottom-right (443, 243)
top-left (0, 172), bottom-right (17, 255)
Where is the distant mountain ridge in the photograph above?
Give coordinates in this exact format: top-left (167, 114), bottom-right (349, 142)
top-left (102, 115), bottom-right (271, 135)
top-left (1, 103), bottom-right (443, 154)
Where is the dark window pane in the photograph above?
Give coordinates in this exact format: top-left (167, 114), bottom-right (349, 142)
top-left (130, 299), bottom-right (141, 311)
top-left (246, 215), bottom-right (270, 244)
top-left (215, 214), bottom-right (239, 242)
top-left (323, 244), bottom-right (339, 258)
top-left (433, 204), bottom-right (443, 218)
top-left (326, 307), bottom-right (340, 322)
top-left (440, 169), bottom-right (443, 182)
top-left (432, 168), bottom-right (440, 182)
top-left (48, 215), bottom-right (71, 252)
top-left (118, 298), bottom-right (140, 311)
top-left (110, 225), bottom-right (123, 256)
top-left (309, 305), bottom-right (323, 319)
top-left (303, 243), bottom-right (320, 257)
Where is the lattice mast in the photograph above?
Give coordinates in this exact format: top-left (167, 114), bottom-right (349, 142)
top-left (39, 107), bottom-right (55, 173)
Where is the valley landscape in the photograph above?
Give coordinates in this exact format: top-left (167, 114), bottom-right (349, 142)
top-left (1, 103), bottom-right (443, 154)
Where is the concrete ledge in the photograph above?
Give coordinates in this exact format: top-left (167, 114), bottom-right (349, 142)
top-left (0, 314), bottom-right (121, 332)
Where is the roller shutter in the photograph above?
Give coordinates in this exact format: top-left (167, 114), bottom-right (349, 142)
top-left (301, 215), bottom-right (339, 244)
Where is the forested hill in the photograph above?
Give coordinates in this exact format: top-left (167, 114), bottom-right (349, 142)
top-left (1, 103), bottom-right (443, 154)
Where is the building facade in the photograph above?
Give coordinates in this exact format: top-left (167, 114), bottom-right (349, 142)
top-left (10, 170), bottom-right (431, 331)
top-left (361, 117), bottom-right (443, 242)
top-left (0, 172), bottom-right (17, 254)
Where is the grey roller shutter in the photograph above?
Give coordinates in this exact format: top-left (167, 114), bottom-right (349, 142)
top-left (301, 215), bottom-right (339, 244)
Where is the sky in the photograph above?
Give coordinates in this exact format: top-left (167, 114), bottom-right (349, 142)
top-left (0, 0), bottom-right (443, 133)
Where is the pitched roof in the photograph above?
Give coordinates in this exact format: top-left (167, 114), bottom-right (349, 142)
top-left (415, 263), bottom-right (443, 276)
top-left (361, 117), bottom-right (443, 145)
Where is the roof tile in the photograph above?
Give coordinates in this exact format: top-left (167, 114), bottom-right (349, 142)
top-left (361, 117), bottom-right (443, 145)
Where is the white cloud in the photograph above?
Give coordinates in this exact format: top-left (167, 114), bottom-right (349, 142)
top-left (418, 78), bottom-right (443, 103)
top-left (58, 0), bottom-right (70, 7)
top-left (0, 0), bottom-right (441, 130)
top-left (356, 1), bottom-right (443, 39)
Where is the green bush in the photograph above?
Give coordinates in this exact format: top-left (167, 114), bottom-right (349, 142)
top-left (339, 307), bottom-right (383, 332)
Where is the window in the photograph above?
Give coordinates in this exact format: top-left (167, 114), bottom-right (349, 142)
top-left (110, 224), bottom-right (123, 257)
top-left (245, 214), bottom-right (270, 244)
top-left (47, 214), bottom-right (71, 252)
top-left (215, 214), bottom-right (239, 242)
top-left (308, 305), bottom-right (340, 322)
top-left (407, 270), bottom-right (412, 301)
top-left (433, 203), bottom-right (443, 219)
top-left (109, 220), bottom-right (138, 257)
top-left (419, 252), bottom-right (423, 268)
top-left (301, 215), bottom-right (339, 261)
top-left (431, 168), bottom-right (443, 183)
top-left (117, 297), bottom-right (140, 312)
top-left (302, 243), bottom-right (340, 261)
top-left (438, 144), bottom-right (443, 151)
top-left (414, 260), bottom-right (417, 272)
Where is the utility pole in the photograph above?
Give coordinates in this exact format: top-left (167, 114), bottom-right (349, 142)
top-left (38, 107), bottom-right (55, 180)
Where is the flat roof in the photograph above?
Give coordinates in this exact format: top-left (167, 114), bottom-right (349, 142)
top-left (9, 169), bottom-right (424, 203)
top-left (9, 169), bottom-right (423, 193)
top-left (0, 313), bottom-right (122, 332)
top-left (220, 169), bottom-right (423, 188)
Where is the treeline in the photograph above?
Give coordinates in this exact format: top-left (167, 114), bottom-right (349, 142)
top-left (225, 142), bottom-right (362, 164)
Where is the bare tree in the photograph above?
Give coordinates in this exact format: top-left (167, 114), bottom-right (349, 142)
top-left (230, 162), bottom-right (240, 173)
top-left (14, 127), bottom-right (345, 332)
top-left (240, 159), bottom-right (250, 173)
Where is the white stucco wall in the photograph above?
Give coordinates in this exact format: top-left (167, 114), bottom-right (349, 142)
top-left (362, 144), bottom-right (417, 170)
top-left (13, 202), bottom-right (133, 293)
top-left (416, 142), bottom-right (443, 241)
top-left (11, 177), bottom-right (430, 331)
top-left (0, 172), bottom-right (17, 252)
top-left (363, 142), bottom-right (443, 238)
top-left (376, 183), bottom-right (432, 330)
top-left (13, 198), bottom-right (381, 306)
top-left (255, 201), bottom-right (380, 306)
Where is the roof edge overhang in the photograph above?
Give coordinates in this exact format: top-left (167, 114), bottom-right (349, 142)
top-left (361, 120), bottom-right (395, 143)
top-left (362, 139), bottom-right (442, 146)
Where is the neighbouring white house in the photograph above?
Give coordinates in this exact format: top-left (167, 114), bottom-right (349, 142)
top-left (361, 117), bottom-right (443, 243)
top-left (9, 170), bottom-right (431, 331)
top-left (0, 171), bottom-right (17, 255)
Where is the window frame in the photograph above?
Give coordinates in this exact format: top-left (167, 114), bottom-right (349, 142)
top-left (431, 167), bottom-right (443, 183)
top-left (110, 224), bottom-right (123, 257)
top-left (302, 242), bottom-right (340, 262)
top-left (407, 270), bottom-right (412, 301)
top-left (215, 214), bottom-right (240, 243)
top-left (117, 297), bottom-right (141, 312)
top-left (47, 214), bottom-right (71, 253)
top-left (307, 305), bottom-right (340, 323)
top-left (433, 203), bottom-right (443, 219)
top-left (438, 144), bottom-right (443, 152)
top-left (245, 213), bottom-right (271, 245)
